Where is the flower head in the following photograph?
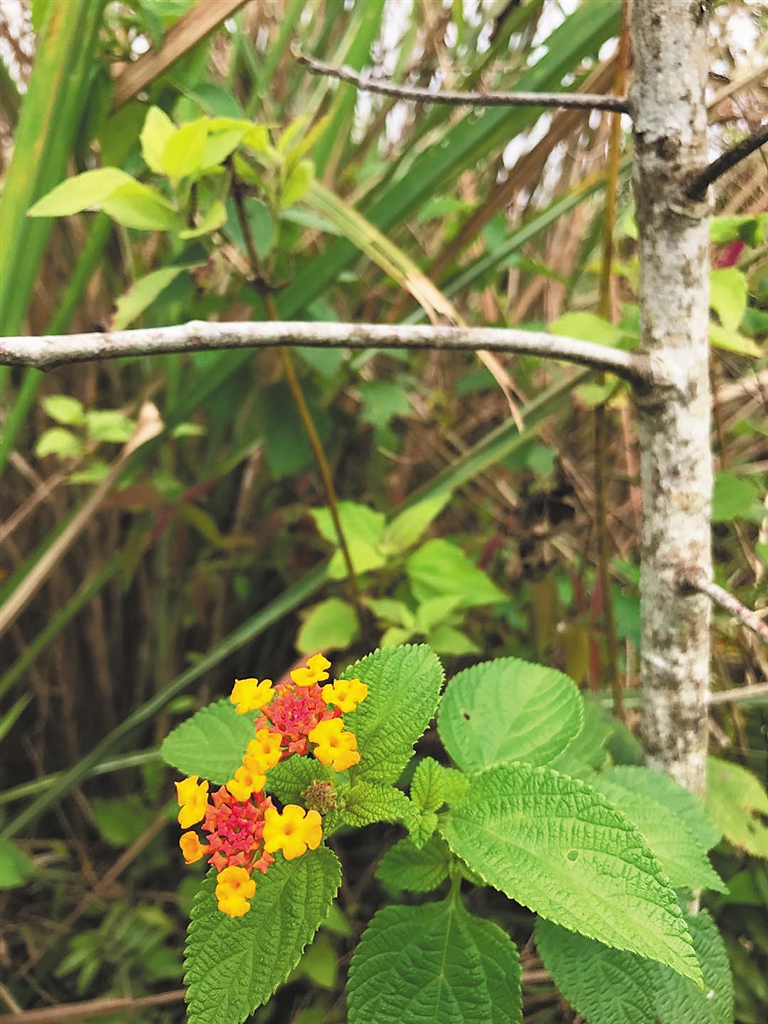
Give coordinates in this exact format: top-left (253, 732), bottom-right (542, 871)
top-left (202, 786), bottom-right (274, 874)
top-left (263, 804), bottom-right (322, 860)
top-left (230, 677), bottom-right (275, 715)
top-left (175, 775), bottom-right (209, 828)
top-left (308, 718), bottom-right (360, 771)
top-left (215, 865), bottom-right (256, 918)
top-left (290, 653), bottom-right (331, 688)
top-left (264, 679), bottom-right (331, 755)
top-left (321, 677), bottom-right (368, 713)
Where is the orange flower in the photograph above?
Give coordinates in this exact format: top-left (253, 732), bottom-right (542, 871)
top-left (215, 865), bottom-right (256, 917)
top-left (175, 775), bottom-right (209, 828)
top-left (226, 756), bottom-right (267, 802)
top-left (321, 677), bottom-right (368, 713)
top-left (290, 653), bottom-right (331, 688)
top-left (179, 831), bottom-right (209, 864)
top-left (230, 677), bottom-right (275, 715)
top-left (308, 718), bottom-right (360, 771)
top-left (263, 805), bottom-right (322, 860)
top-left (247, 729), bottom-right (284, 771)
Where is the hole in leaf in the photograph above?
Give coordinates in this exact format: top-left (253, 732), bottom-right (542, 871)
top-left (566, 850), bottom-right (578, 862)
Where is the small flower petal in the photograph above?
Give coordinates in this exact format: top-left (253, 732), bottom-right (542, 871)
top-left (308, 718), bottom-right (360, 771)
top-left (321, 677), bottom-right (369, 713)
top-left (263, 804), bottom-right (323, 860)
top-left (175, 775), bottom-right (209, 828)
top-left (226, 760), bottom-right (267, 802)
top-left (215, 865), bottom-right (256, 917)
top-left (179, 831), bottom-right (208, 864)
top-left (290, 653), bottom-right (331, 687)
top-left (247, 729), bottom-right (283, 770)
top-left (230, 677), bottom-right (275, 714)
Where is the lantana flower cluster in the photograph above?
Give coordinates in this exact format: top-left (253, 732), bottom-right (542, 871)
top-left (175, 654), bottom-right (367, 917)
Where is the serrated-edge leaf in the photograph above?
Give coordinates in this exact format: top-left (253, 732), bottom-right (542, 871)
top-left (375, 833), bottom-right (452, 893)
top-left (411, 757), bottom-right (448, 812)
top-left (438, 657), bottom-right (583, 773)
top-left (266, 753), bottom-right (335, 805)
top-left (342, 780), bottom-right (415, 828)
top-left (342, 645), bottom-right (444, 783)
top-left (185, 848), bottom-right (341, 1024)
top-left (347, 896), bottom-right (522, 1024)
top-left (441, 762), bottom-right (702, 986)
top-left (161, 698), bottom-right (255, 784)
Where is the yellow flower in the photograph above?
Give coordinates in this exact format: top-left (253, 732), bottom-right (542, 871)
top-left (321, 677), bottom-right (369, 713)
top-left (263, 805), bottom-right (323, 860)
top-left (215, 865), bottom-right (256, 917)
top-left (290, 653), bottom-right (331, 688)
top-left (230, 677), bottom-right (275, 715)
top-left (179, 831), bottom-right (208, 864)
top-left (175, 775), bottom-right (209, 828)
top-left (308, 718), bottom-right (360, 771)
top-left (247, 729), bottom-right (283, 771)
top-left (226, 755), bottom-right (267, 802)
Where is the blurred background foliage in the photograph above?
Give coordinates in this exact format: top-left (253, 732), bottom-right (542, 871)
top-left (0, 0), bottom-right (766, 1020)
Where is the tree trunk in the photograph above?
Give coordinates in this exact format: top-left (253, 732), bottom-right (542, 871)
top-left (631, 0), bottom-right (712, 794)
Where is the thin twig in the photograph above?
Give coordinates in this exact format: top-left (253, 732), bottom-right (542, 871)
top-left (296, 51), bottom-right (631, 114)
top-left (685, 123), bottom-right (768, 199)
top-left (677, 566), bottom-right (768, 643)
top-left (0, 321), bottom-right (653, 383)
top-left (0, 989), bottom-right (185, 1023)
top-left (709, 682), bottom-right (768, 705)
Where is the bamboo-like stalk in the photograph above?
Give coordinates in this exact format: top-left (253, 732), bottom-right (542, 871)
top-left (631, 0), bottom-right (713, 795)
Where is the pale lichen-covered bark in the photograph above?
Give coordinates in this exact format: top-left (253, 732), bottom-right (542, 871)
top-left (631, 0), bottom-right (712, 794)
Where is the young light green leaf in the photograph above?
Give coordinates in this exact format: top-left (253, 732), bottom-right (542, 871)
top-left (177, 200), bottom-right (228, 239)
top-left (185, 849), bottom-right (341, 1024)
top-left (311, 502), bottom-right (387, 580)
top-left (140, 106), bottom-right (176, 174)
top-left (414, 595), bottom-right (462, 634)
top-left (587, 773), bottom-right (726, 893)
top-left (441, 763), bottom-right (702, 986)
top-left (34, 427), bottom-right (82, 459)
top-left (706, 756), bottom-right (768, 858)
top-left (27, 167), bottom-right (135, 217)
top-left (280, 158), bottom-right (314, 209)
top-left (342, 780), bottom-right (415, 828)
top-left (604, 766), bottom-right (721, 852)
top-left (438, 657), bottom-right (583, 774)
top-left (708, 322), bottom-right (761, 357)
top-left (160, 118), bottom-right (209, 180)
top-left (365, 597), bottom-right (415, 629)
top-left (342, 645), bottom-right (444, 783)
top-left (41, 395), bottom-right (85, 426)
top-left (375, 834), bottom-right (452, 893)
top-left (347, 896), bottom-right (522, 1024)
top-left (549, 311), bottom-right (624, 347)
top-left (426, 624), bottom-right (480, 656)
top-left (710, 268), bottom-right (747, 333)
top-left (161, 698), bottom-right (255, 785)
top-left (100, 181), bottom-right (179, 231)
top-left (296, 597), bottom-right (359, 655)
top-left (536, 910), bottom-right (733, 1024)
top-left (411, 757), bottom-right (448, 813)
top-left (406, 538), bottom-right (508, 608)
top-left (112, 264), bottom-right (200, 330)
top-left (85, 409), bottom-right (134, 443)
top-left (378, 491), bottom-right (452, 556)
top-left (0, 837), bottom-right (34, 889)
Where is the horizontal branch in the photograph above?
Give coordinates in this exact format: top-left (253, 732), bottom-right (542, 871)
top-left (0, 320), bottom-right (652, 383)
top-left (297, 52), bottom-right (631, 114)
top-left (678, 566), bottom-right (768, 644)
top-left (686, 123), bottom-right (768, 199)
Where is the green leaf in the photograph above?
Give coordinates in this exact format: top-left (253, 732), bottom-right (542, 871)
top-left (406, 538), bottom-right (508, 608)
top-left (347, 895), bottom-right (522, 1024)
top-left (376, 834), bottom-right (452, 893)
top-left (357, 380), bottom-right (412, 430)
top-left (84, 409), bottom-right (134, 443)
top-left (710, 268), bottom-right (747, 333)
top-left (160, 117), bottom-right (209, 180)
top-left (41, 394), bottom-right (85, 425)
top-left (296, 597), bottom-right (359, 655)
top-left (27, 167), bottom-right (135, 217)
top-left (161, 698), bottom-right (255, 785)
top-left (587, 773), bottom-right (726, 893)
top-left (177, 200), bottom-right (228, 239)
top-left (34, 427), bottom-right (83, 459)
top-left (603, 766), bottom-right (721, 852)
top-left (311, 502), bottom-right (387, 580)
top-left (0, 837), bottom-right (34, 889)
top-left (365, 597), bottom-right (415, 629)
top-left (245, 197), bottom-right (276, 260)
top-left (281, 158), bottom-right (314, 208)
top-left (441, 763), bottom-right (702, 985)
top-left (140, 106), bottom-right (176, 174)
top-left (266, 755), bottom-right (335, 806)
top-left (712, 472), bottom-right (761, 522)
top-left (342, 645), bottom-right (444, 784)
top-left (184, 848), bottom-right (341, 1024)
top-left (710, 213), bottom-right (765, 247)
top-left (426, 624), bottom-right (480, 656)
top-left (438, 657), bottom-right (583, 774)
top-left (112, 264), bottom-right (199, 330)
top-left (706, 757), bottom-right (768, 858)
top-left (708, 321), bottom-right (761, 357)
top-left (536, 910), bottom-right (733, 1024)
top-left (100, 181), bottom-right (179, 231)
top-left (90, 794), bottom-right (156, 846)
top-left (411, 757), bottom-right (449, 813)
top-left (379, 491), bottom-right (452, 556)
top-left (342, 780), bottom-right (415, 828)
top-left (414, 595), bottom-right (461, 634)
top-left (549, 311), bottom-right (623, 347)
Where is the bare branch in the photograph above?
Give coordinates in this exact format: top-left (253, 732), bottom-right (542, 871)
top-left (296, 52), bottom-right (631, 114)
top-left (709, 683), bottom-right (768, 706)
top-left (678, 566), bottom-right (768, 644)
top-left (685, 123), bottom-right (768, 199)
top-left (0, 320), bottom-right (653, 383)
